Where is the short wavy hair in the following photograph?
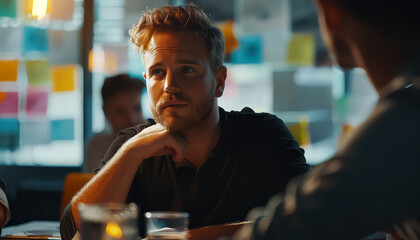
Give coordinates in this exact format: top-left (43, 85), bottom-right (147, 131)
top-left (101, 74), bottom-right (145, 107)
top-left (129, 4), bottom-right (225, 70)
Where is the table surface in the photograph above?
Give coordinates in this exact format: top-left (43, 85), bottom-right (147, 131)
top-left (1, 221), bottom-right (393, 240)
top-left (1, 221), bottom-right (247, 240)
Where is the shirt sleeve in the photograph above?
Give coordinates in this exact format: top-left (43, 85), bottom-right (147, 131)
top-left (95, 120), bottom-right (155, 174)
top-left (252, 95), bottom-right (420, 239)
top-left (60, 204), bottom-right (78, 240)
top-left (0, 184), bottom-right (10, 226)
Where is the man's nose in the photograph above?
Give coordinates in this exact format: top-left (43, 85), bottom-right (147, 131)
top-left (163, 71), bottom-right (180, 93)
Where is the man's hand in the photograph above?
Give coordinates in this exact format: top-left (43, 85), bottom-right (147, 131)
top-left (71, 123), bottom-right (186, 228)
top-left (122, 123), bottom-right (186, 162)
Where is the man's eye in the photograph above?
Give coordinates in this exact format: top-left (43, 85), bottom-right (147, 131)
top-left (152, 69), bottom-right (164, 76)
top-left (181, 66), bottom-right (194, 73)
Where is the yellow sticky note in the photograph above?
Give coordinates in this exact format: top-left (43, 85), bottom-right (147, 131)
top-left (286, 34), bottom-right (315, 66)
top-left (26, 60), bottom-right (51, 86)
top-left (0, 60), bottom-right (19, 82)
top-left (288, 115), bottom-right (311, 146)
top-left (23, 0), bottom-right (52, 20)
top-left (51, 64), bottom-right (77, 92)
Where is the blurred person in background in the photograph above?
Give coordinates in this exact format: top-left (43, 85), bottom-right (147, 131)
top-left (234, 0), bottom-right (420, 239)
top-left (85, 74), bottom-right (145, 172)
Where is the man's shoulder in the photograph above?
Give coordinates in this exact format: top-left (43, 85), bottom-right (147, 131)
top-left (222, 107), bottom-right (291, 144)
top-left (225, 107), bottom-right (281, 123)
top-left (224, 107), bottom-right (284, 131)
top-left (119, 119), bottom-right (156, 136)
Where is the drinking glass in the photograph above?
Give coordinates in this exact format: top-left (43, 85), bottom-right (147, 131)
top-left (78, 202), bottom-right (138, 240)
top-left (145, 211), bottom-right (189, 240)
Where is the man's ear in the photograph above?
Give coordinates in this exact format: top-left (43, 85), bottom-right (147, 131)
top-left (315, 0), bottom-right (342, 31)
top-left (214, 66), bottom-right (227, 98)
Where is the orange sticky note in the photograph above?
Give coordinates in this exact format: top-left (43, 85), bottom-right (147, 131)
top-left (0, 60), bottom-right (19, 82)
top-left (217, 20), bottom-right (239, 55)
top-left (51, 64), bottom-right (77, 92)
top-left (50, 0), bottom-right (74, 20)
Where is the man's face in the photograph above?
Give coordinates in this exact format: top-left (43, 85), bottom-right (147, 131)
top-left (142, 31), bottom-right (225, 133)
top-left (103, 91), bottom-right (143, 133)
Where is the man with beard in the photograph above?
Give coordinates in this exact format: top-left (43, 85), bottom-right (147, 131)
top-left (60, 4), bottom-right (310, 239)
top-left (234, 0), bottom-right (420, 239)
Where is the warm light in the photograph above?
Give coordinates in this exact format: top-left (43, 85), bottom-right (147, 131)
top-left (105, 222), bottom-right (123, 238)
top-left (88, 47), bottom-right (118, 74)
top-left (32, 0), bottom-right (48, 20)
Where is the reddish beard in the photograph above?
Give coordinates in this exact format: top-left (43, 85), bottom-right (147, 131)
top-left (151, 90), bottom-right (215, 134)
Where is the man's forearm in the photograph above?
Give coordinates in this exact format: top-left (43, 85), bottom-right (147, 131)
top-left (71, 145), bottom-right (144, 227)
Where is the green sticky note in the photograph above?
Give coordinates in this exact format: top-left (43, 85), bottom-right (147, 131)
top-left (0, 0), bottom-right (17, 18)
top-left (26, 60), bottom-right (51, 86)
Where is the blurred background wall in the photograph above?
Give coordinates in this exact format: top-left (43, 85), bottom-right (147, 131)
top-left (0, 0), bottom-right (378, 225)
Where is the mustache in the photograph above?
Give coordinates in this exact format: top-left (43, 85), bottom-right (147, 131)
top-left (156, 92), bottom-right (191, 110)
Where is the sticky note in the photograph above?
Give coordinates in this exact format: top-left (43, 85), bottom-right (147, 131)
top-left (20, 119), bottom-right (50, 145)
top-left (217, 20), bottom-right (239, 55)
top-left (0, 0), bottom-right (17, 18)
top-left (0, 27), bottom-right (22, 56)
top-left (23, 26), bottom-right (49, 54)
top-left (51, 64), bottom-right (77, 92)
top-left (50, 119), bottom-right (74, 140)
top-left (287, 115), bottom-right (311, 146)
top-left (286, 34), bottom-right (315, 66)
top-left (26, 89), bottom-right (48, 115)
top-left (26, 60), bottom-right (50, 86)
top-left (0, 60), bottom-right (18, 82)
top-left (23, 0), bottom-right (52, 20)
top-left (49, 30), bottom-right (79, 64)
top-left (89, 45), bottom-right (128, 75)
top-left (0, 118), bottom-right (19, 150)
top-left (0, 91), bottom-right (19, 116)
top-left (231, 35), bottom-right (263, 64)
top-left (50, 0), bottom-right (74, 20)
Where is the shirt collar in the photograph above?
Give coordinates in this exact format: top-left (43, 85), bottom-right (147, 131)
top-left (379, 52), bottom-right (420, 98)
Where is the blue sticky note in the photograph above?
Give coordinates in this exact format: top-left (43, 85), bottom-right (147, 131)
top-left (50, 119), bottom-right (74, 141)
top-left (23, 26), bottom-right (49, 54)
top-left (0, 118), bottom-right (19, 150)
top-left (21, 119), bottom-right (50, 146)
top-left (0, 0), bottom-right (17, 18)
top-left (231, 35), bottom-right (263, 64)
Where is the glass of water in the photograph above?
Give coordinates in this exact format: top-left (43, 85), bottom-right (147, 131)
top-left (78, 202), bottom-right (139, 240)
top-left (145, 211), bottom-right (189, 240)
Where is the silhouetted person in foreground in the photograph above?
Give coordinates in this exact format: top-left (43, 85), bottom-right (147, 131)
top-left (235, 0), bottom-right (420, 239)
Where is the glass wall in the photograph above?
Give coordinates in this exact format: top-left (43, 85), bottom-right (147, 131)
top-left (0, 0), bottom-right (378, 167)
top-left (0, 0), bottom-right (84, 166)
top-left (88, 0), bottom-right (375, 165)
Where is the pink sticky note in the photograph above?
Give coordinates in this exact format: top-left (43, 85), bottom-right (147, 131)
top-left (0, 92), bottom-right (19, 116)
top-left (26, 90), bottom-right (48, 116)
